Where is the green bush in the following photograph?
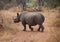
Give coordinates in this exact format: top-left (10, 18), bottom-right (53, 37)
top-left (43, 0), bottom-right (60, 8)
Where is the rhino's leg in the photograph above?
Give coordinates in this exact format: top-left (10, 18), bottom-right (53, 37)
top-left (29, 25), bottom-right (33, 31)
top-left (40, 25), bottom-right (44, 32)
top-left (22, 20), bottom-right (26, 31)
top-left (38, 25), bottom-right (44, 32)
top-left (23, 24), bottom-right (26, 31)
top-left (38, 25), bottom-right (41, 31)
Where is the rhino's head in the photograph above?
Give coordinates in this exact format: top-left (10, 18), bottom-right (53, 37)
top-left (13, 13), bottom-right (20, 23)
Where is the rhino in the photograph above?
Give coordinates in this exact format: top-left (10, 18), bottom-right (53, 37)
top-left (13, 11), bottom-right (45, 32)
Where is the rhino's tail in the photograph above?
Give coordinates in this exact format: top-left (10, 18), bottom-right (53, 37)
top-left (42, 15), bottom-right (45, 22)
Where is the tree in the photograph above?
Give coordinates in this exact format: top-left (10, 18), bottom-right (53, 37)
top-left (37, 0), bottom-right (43, 10)
top-left (16, 0), bottom-right (26, 10)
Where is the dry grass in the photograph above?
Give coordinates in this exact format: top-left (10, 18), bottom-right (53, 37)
top-left (46, 7), bottom-right (60, 42)
top-left (0, 7), bottom-right (60, 42)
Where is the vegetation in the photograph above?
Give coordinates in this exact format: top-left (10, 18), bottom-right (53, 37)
top-left (0, 0), bottom-right (60, 10)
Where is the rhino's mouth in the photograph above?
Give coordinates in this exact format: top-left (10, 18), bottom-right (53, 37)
top-left (14, 19), bottom-right (20, 23)
top-left (14, 21), bottom-right (19, 23)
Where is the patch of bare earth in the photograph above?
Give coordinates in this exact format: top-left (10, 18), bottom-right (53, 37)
top-left (0, 7), bottom-right (60, 42)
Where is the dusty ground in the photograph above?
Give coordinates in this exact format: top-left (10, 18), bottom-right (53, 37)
top-left (0, 7), bottom-right (60, 42)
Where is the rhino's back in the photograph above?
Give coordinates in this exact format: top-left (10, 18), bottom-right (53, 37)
top-left (24, 12), bottom-right (45, 25)
top-left (20, 12), bottom-right (45, 25)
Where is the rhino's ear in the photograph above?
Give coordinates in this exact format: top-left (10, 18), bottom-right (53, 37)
top-left (17, 13), bottom-right (19, 16)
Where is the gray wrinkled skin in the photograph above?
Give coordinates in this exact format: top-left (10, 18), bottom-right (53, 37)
top-left (13, 11), bottom-right (45, 32)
